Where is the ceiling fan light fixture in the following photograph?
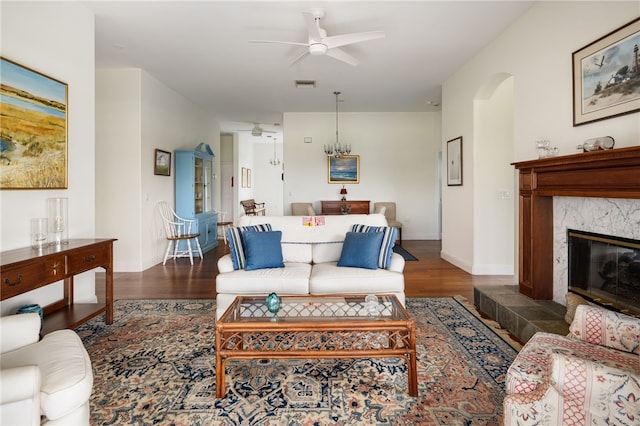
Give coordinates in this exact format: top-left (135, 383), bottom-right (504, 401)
top-left (309, 43), bottom-right (328, 55)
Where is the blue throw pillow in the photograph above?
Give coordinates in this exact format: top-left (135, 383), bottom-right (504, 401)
top-left (337, 231), bottom-right (384, 270)
top-left (243, 231), bottom-right (285, 271)
top-left (226, 224), bottom-right (273, 270)
top-left (351, 225), bottom-right (398, 269)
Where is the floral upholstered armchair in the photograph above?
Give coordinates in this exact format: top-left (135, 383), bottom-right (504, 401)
top-left (504, 304), bottom-right (640, 425)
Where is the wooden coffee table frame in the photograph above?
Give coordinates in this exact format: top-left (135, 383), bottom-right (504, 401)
top-left (215, 294), bottom-right (418, 398)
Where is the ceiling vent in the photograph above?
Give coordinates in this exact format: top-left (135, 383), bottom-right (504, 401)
top-left (295, 80), bottom-right (316, 88)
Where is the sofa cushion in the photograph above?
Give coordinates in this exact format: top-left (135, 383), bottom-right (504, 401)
top-left (337, 231), bottom-right (384, 270)
top-left (226, 224), bottom-right (273, 270)
top-left (281, 243), bottom-right (313, 263)
top-left (309, 262), bottom-right (405, 295)
top-left (243, 231), bottom-right (285, 271)
top-left (216, 262), bottom-right (312, 295)
top-left (351, 224), bottom-right (397, 269)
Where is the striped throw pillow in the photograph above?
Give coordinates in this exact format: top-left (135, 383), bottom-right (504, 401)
top-left (226, 224), bottom-right (273, 270)
top-left (350, 224), bottom-right (397, 269)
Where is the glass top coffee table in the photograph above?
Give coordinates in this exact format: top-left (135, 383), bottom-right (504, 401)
top-left (215, 294), bottom-right (418, 398)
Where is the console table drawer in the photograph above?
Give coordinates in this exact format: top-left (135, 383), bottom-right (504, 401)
top-left (1, 263), bottom-right (47, 299)
top-left (67, 245), bottom-right (109, 274)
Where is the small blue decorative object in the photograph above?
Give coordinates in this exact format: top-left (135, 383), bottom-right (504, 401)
top-left (17, 303), bottom-right (43, 331)
top-left (265, 292), bottom-right (281, 315)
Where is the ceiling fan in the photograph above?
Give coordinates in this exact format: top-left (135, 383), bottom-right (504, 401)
top-left (236, 123), bottom-right (276, 137)
top-left (250, 8), bottom-right (385, 66)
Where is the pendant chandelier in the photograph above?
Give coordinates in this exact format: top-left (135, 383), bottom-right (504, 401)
top-left (269, 137), bottom-right (281, 166)
top-left (323, 91), bottom-right (351, 158)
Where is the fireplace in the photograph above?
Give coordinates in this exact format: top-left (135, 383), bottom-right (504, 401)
top-left (513, 146), bottom-right (640, 302)
top-left (568, 229), bottom-right (640, 316)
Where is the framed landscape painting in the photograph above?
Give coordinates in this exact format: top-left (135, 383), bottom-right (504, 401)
top-left (0, 57), bottom-right (68, 189)
top-left (572, 18), bottom-right (640, 126)
top-left (328, 155), bottom-right (359, 184)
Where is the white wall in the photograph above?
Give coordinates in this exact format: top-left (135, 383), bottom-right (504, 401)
top-left (0, 2), bottom-right (97, 314)
top-left (253, 141), bottom-right (284, 215)
top-left (473, 77), bottom-right (515, 275)
top-left (283, 111), bottom-right (442, 240)
top-left (442, 1), bottom-right (640, 275)
top-left (95, 69), bottom-right (143, 272)
top-left (96, 69), bottom-right (220, 271)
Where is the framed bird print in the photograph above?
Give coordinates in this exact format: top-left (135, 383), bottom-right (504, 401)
top-left (572, 17), bottom-right (640, 126)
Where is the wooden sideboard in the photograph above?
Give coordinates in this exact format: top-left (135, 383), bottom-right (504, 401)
top-left (321, 200), bottom-right (370, 215)
top-left (1, 238), bottom-right (116, 334)
top-left (512, 147), bottom-right (640, 300)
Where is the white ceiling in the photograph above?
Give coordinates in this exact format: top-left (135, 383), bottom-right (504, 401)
top-left (85, 1), bottom-right (534, 133)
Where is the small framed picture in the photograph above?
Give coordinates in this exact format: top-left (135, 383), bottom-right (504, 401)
top-left (328, 155), bottom-right (360, 184)
top-left (572, 17), bottom-right (640, 126)
top-left (247, 168), bottom-right (252, 188)
top-left (154, 149), bottom-right (171, 176)
top-left (241, 167), bottom-right (247, 188)
top-left (447, 137), bottom-right (462, 186)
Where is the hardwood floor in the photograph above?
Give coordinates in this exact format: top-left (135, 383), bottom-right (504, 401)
top-left (107, 240), bottom-right (514, 302)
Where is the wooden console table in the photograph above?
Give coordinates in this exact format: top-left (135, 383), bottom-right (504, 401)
top-left (321, 200), bottom-right (370, 215)
top-left (1, 238), bottom-right (116, 334)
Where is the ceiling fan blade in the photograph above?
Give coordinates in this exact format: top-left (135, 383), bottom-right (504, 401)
top-left (324, 31), bottom-right (385, 49)
top-left (302, 11), bottom-right (323, 42)
top-left (289, 48), bottom-right (310, 66)
top-left (249, 39), bottom-right (308, 47)
top-left (326, 47), bottom-right (360, 66)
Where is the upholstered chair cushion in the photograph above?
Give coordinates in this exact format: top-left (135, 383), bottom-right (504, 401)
top-left (569, 304), bottom-right (640, 354)
top-left (1, 314), bottom-right (93, 425)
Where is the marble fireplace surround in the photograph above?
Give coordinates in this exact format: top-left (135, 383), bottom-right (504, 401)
top-left (513, 146), bottom-right (640, 306)
top-left (554, 197), bottom-right (640, 305)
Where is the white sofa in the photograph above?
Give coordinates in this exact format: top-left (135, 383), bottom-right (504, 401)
top-left (216, 214), bottom-right (405, 319)
top-left (0, 313), bottom-right (93, 425)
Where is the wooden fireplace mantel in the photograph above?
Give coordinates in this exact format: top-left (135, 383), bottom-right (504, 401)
top-left (512, 146), bottom-right (640, 299)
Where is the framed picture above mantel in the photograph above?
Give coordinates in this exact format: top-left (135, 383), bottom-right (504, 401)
top-left (572, 17), bottom-right (640, 126)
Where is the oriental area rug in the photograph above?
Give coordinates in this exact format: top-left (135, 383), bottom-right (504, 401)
top-left (77, 297), bottom-right (520, 425)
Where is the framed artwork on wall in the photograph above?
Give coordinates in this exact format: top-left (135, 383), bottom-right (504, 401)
top-left (241, 167), bottom-right (247, 188)
top-left (154, 149), bottom-right (171, 176)
top-left (328, 155), bottom-right (359, 184)
top-left (247, 168), bottom-right (252, 188)
top-left (447, 137), bottom-right (463, 186)
top-left (572, 17), bottom-right (640, 126)
top-left (0, 57), bottom-right (68, 189)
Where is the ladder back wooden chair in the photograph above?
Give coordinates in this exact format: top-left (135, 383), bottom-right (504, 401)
top-left (240, 199), bottom-right (266, 216)
top-left (158, 201), bottom-right (203, 265)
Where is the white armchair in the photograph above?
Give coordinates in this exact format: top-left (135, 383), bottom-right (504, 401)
top-left (0, 313), bottom-right (93, 425)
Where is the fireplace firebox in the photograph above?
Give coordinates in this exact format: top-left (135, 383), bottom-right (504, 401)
top-left (568, 229), bottom-right (640, 317)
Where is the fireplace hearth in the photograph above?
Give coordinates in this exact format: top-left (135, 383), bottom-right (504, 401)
top-left (568, 229), bottom-right (640, 316)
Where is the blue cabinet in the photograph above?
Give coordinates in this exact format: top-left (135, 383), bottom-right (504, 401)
top-left (175, 144), bottom-right (218, 255)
